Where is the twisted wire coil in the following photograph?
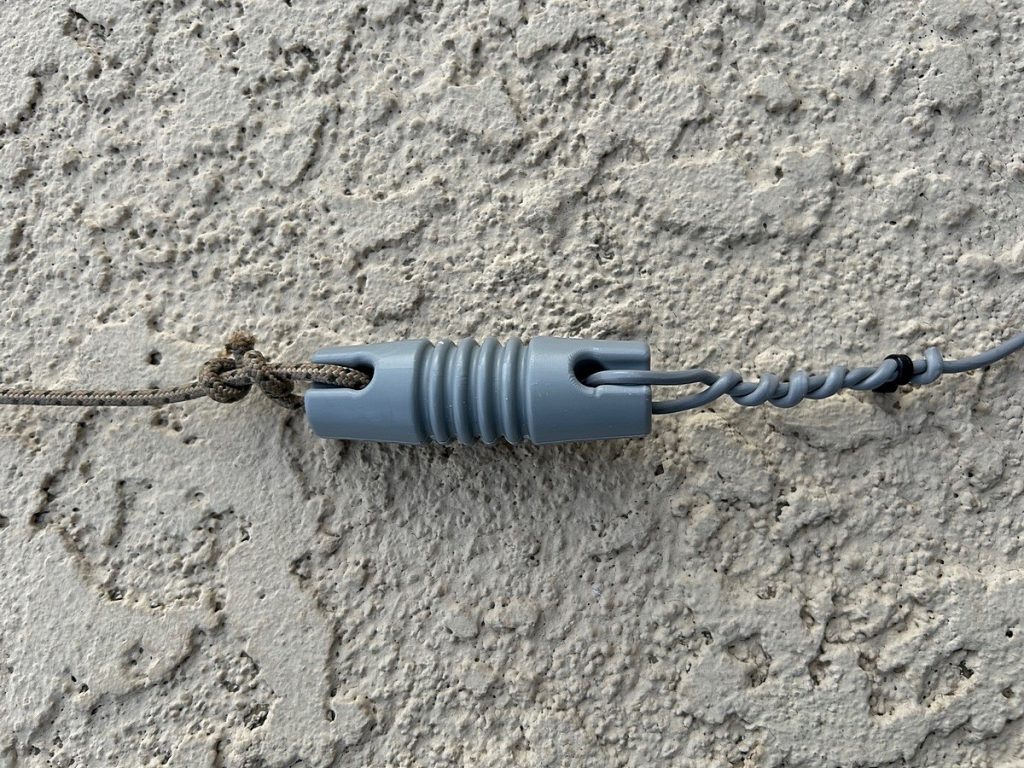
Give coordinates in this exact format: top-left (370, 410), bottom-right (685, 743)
top-left (585, 331), bottom-right (1024, 414)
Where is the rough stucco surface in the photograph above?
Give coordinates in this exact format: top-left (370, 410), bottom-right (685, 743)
top-left (2, 1), bottom-right (1024, 766)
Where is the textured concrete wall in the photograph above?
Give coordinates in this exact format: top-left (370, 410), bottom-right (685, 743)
top-left (2, 1), bottom-right (1024, 766)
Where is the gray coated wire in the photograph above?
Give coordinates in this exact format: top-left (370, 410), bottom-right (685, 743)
top-left (584, 331), bottom-right (1024, 414)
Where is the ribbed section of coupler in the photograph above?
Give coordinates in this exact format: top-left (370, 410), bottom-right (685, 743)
top-left (418, 338), bottom-right (529, 445)
top-left (304, 337), bottom-right (652, 445)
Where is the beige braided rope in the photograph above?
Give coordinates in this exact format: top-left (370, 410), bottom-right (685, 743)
top-left (0, 330), bottom-right (369, 411)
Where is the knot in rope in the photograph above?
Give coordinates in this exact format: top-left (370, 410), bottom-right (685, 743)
top-left (198, 331), bottom-right (304, 409)
top-left (198, 357), bottom-right (247, 404)
top-left (0, 329), bottom-right (363, 409)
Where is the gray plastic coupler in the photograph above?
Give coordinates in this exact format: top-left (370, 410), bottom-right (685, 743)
top-left (304, 337), bottom-right (652, 445)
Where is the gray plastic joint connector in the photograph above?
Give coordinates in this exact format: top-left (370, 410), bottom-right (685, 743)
top-left (304, 337), bottom-right (652, 445)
